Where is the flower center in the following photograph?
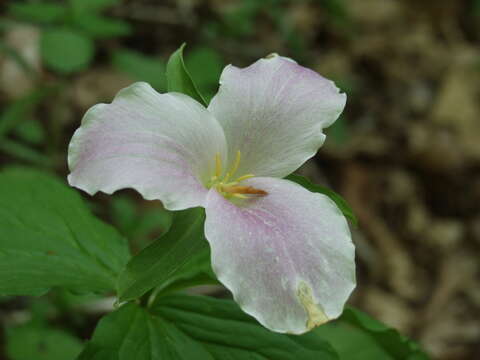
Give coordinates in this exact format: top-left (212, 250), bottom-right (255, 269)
top-left (207, 150), bottom-right (267, 199)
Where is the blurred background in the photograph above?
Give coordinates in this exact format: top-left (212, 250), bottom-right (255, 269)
top-left (0, 0), bottom-right (479, 359)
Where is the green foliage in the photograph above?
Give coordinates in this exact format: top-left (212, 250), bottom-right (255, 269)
top-left (112, 49), bottom-right (166, 90)
top-left (14, 119), bottom-right (46, 145)
top-left (154, 247), bottom-right (217, 297)
top-left (69, 0), bottom-right (120, 14)
top-left (117, 208), bottom-right (209, 302)
top-left (0, 168), bottom-right (130, 296)
top-left (185, 47), bottom-right (223, 102)
top-left (78, 295), bottom-right (339, 360)
top-left (166, 43), bottom-right (207, 106)
top-left (110, 195), bottom-right (172, 244)
top-left (286, 173), bottom-right (358, 226)
top-left (9, 0), bottom-right (127, 75)
top-left (8, 2), bottom-right (67, 24)
top-left (314, 307), bottom-right (429, 359)
top-left (6, 323), bottom-right (83, 360)
top-left (0, 139), bottom-right (52, 167)
top-left (0, 87), bottom-right (52, 138)
top-left (73, 14), bottom-right (131, 38)
top-left (40, 28), bottom-right (94, 74)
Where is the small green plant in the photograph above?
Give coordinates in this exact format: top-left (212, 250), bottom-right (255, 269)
top-left (8, 0), bottom-right (131, 74)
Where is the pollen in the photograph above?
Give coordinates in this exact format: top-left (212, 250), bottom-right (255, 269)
top-left (208, 151), bottom-right (267, 199)
top-left (297, 281), bottom-right (329, 330)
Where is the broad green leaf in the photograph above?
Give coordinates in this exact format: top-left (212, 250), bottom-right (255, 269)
top-left (0, 168), bottom-right (130, 296)
top-left (154, 247), bottom-right (218, 297)
top-left (40, 28), bottom-right (94, 74)
top-left (117, 208), bottom-right (208, 302)
top-left (155, 295), bottom-right (339, 359)
top-left (112, 49), bottom-right (166, 90)
top-left (314, 307), bottom-right (429, 359)
top-left (185, 47), bottom-right (223, 102)
top-left (8, 2), bottom-right (67, 24)
top-left (78, 295), bottom-right (339, 360)
top-left (7, 323), bottom-right (83, 360)
top-left (73, 14), bottom-right (131, 38)
top-left (78, 302), bottom-right (213, 360)
top-left (286, 173), bottom-right (357, 226)
top-left (166, 43), bottom-right (207, 106)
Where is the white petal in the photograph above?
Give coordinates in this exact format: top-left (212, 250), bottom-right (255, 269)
top-left (204, 177), bottom-right (355, 334)
top-left (208, 55), bottom-right (346, 178)
top-left (68, 82), bottom-right (227, 210)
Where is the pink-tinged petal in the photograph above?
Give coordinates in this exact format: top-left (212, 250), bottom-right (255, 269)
top-left (208, 55), bottom-right (346, 178)
top-left (68, 82), bottom-right (227, 210)
top-left (204, 177), bottom-right (355, 334)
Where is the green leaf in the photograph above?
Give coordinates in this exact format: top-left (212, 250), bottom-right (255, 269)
top-left (73, 14), bottom-right (131, 38)
top-left (0, 40), bottom-right (38, 78)
top-left (0, 168), bottom-right (130, 296)
top-left (154, 247), bottom-right (218, 297)
top-left (112, 49), bottom-right (166, 90)
top-left (0, 87), bottom-right (53, 138)
top-left (7, 323), bottom-right (83, 360)
top-left (166, 43), bottom-right (207, 106)
top-left (286, 173), bottom-right (357, 226)
top-left (117, 208), bottom-right (208, 302)
top-left (0, 139), bottom-right (52, 167)
top-left (8, 2), bottom-right (67, 24)
top-left (314, 307), bottom-right (429, 359)
top-left (69, 0), bottom-right (120, 13)
top-left (41, 28), bottom-right (94, 74)
top-left (185, 47), bottom-right (223, 102)
top-left (14, 119), bottom-right (46, 145)
top-left (78, 295), bottom-right (339, 359)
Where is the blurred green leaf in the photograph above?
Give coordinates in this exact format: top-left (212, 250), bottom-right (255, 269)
top-left (166, 43), bottom-right (207, 106)
top-left (8, 2), bottom-right (67, 24)
top-left (78, 296), bottom-right (339, 359)
top-left (474, 0), bottom-right (480, 16)
top-left (130, 208), bottom-right (173, 244)
top-left (0, 40), bottom-right (38, 78)
top-left (0, 87), bottom-right (52, 137)
top-left (223, 0), bottom-right (263, 37)
top-left (0, 168), bottom-right (130, 296)
top-left (41, 28), bottom-right (94, 74)
top-left (117, 207), bottom-right (207, 302)
top-left (14, 119), bottom-right (46, 145)
top-left (0, 139), bottom-right (52, 167)
top-left (327, 116), bottom-right (349, 144)
top-left (7, 323), bottom-right (83, 360)
top-left (286, 174), bottom-right (357, 226)
top-left (314, 307), bottom-right (429, 359)
top-left (73, 14), bottom-right (131, 38)
top-left (113, 49), bottom-right (166, 90)
top-left (185, 47), bottom-right (223, 102)
top-left (69, 0), bottom-right (120, 13)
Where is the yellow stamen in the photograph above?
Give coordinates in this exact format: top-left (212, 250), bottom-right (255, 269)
top-left (235, 174), bottom-right (255, 182)
top-left (232, 193), bottom-right (248, 199)
top-left (209, 151), bottom-right (267, 200)
top-left (229, 151), bottom-right (242, 178)
top-left (215, 153), bottom-right (222, 178)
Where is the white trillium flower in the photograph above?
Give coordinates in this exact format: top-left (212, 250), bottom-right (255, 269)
top-left (67, 54), bottom-right (356, 335)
